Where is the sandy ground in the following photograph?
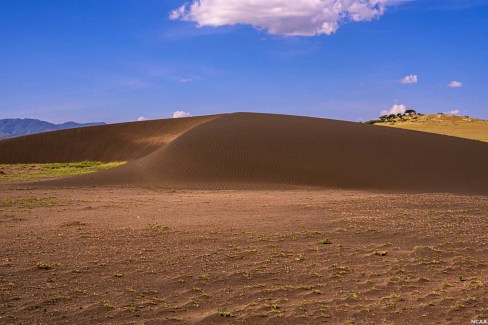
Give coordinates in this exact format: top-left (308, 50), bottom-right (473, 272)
top-left (1, 186), bottom-right (487, 324)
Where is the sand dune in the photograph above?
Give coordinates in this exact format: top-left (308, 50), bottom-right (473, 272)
top-left (0, 115), bottom-right (220, 163)
top-left (1, 113), bottom-right (487, 192)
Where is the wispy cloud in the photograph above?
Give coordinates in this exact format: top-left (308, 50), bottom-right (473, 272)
top-left (448, 80), bottom-right (463, 88)
top-left (179, 77), bottom-right (194, 83)
top-left (121, 60), bottom-right (222, 85)
top-left (159, 23), bottom-right (233, 41)
top-left (120, 79), bottom-right (150, 90)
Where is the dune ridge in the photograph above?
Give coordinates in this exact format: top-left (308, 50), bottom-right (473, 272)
top-left (0, 115), bottom-right (221, 163)
top-left (1, 113), bottom-right (487, 192)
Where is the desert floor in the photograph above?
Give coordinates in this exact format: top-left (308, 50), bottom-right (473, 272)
top-left (1, 186), bottom-right (487, 324)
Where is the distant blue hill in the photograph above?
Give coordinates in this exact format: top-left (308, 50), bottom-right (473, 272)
top-left (0, 118), bottom-right (105, 139)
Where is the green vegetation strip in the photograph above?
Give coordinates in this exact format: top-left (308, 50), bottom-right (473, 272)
top-left (0, 161), bottom-right (125, 183)
top-left (0, 197), bottom-right (59, 209)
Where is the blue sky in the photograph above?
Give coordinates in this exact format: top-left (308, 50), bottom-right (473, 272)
top-left (1, 0), bottom-right (487, 123)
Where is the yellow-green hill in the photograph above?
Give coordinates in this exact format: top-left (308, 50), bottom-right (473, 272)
top-left (372, 114), bottom-right (488, 143)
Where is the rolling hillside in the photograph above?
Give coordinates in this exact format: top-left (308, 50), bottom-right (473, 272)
top-left (370, 114), bottom-right (488, 143)
top-left (0, 118), bottom-right (105, 139)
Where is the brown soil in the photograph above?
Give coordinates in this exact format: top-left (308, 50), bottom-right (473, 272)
top-left (1, 187), bottom-right (487, 324)
top-left (1, 113), bottom-right (487, 323)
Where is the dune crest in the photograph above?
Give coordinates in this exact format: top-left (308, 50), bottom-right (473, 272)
top-left (1, 113), bottom-right (487, 192)
top-left (0, 115), bottom-right (221, 163)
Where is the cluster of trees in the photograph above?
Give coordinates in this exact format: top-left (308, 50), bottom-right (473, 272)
top-left (366, 109), bottom-right (420, 125)
top-left (379, 109), bottom-right (418, 122)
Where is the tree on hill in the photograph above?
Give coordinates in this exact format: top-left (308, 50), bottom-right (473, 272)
top-left (367, 109), bottom-right (421, 124)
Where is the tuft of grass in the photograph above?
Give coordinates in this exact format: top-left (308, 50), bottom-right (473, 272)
top-left (147, 223), bottom-right (169, 230)
top-left (319, 238), bottom-right (332, 245)
top-left (453, 302), bottom-right (466, 311)
top-left (73, 288), bottom-right (86, 295)
top-left (217, 309), bottom-right (232, 317)
top-left (373, 250), bottom-right (388, 256)
top-left (36, 262), bottom-right (52, 270)
top-left (101, 300), bottom-right (115, 309)
top-left (443, 281), bottom-right (452, 288)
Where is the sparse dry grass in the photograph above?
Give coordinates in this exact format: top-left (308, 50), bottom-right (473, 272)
top-left (373, 114), bottom-right (488, 142)
top-left (0, 188), bottom-right (486, 324)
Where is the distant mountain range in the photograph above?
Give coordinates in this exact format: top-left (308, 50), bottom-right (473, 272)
top-left (0, 118), bottom-right (105, 139)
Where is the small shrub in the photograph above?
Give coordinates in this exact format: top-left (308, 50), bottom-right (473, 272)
top-left (36, 262), bottom-right (52, 270)
top-left (147, 223), bottom-right (169, 230)
top-left (101, 300), bottom-right (115, 309)
top-left (217, 309), bottom-right (232, 317)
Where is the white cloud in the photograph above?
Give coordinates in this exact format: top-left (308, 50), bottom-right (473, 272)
top-left (137, 116), bottom-right (147, 121)
top-left (448, 81), bottom-right (463, 88)
top-left (170, 0), bottom-right (408, 36)
top-left (446, 109), bottom-right (460, 116)
top-left (173, 110), bottom-right (192, 118)
top-left (400, 74), bottom-right (418, 84)
top-left (381, 104), bottom-right (407, 116)
top-left (180, 78), bottom-right (194, 83)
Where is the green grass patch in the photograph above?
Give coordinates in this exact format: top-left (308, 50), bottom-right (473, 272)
top-left (0, 161), bottom-right (125, 183)
top-left (0, 197), bottom-right (59, 209)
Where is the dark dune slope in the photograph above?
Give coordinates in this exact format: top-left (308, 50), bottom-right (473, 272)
top-left (0, 115), bottom-right (221, 163)
top-left (50, 113), bottom-right (488, 193)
